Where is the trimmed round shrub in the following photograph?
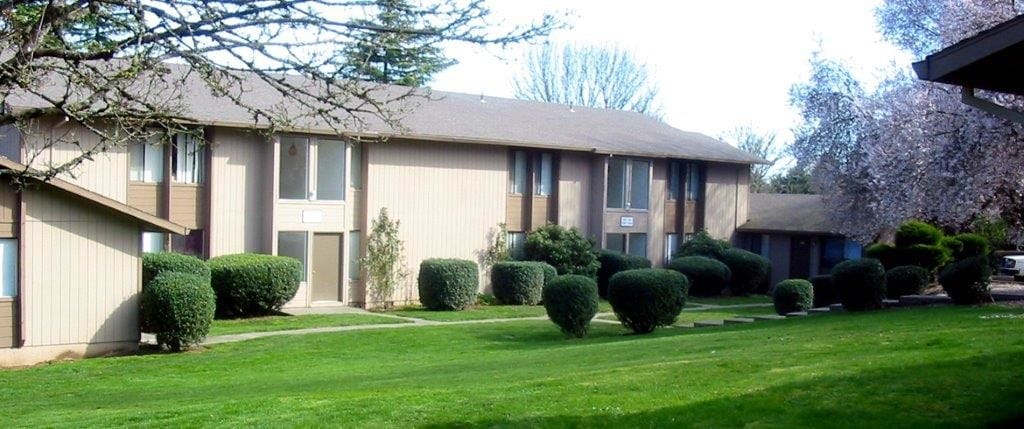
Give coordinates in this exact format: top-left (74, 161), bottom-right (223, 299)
top-left (895, 244), bottom-right (950, 272)
top-left (939, 236), bottom-right (964, 257)
top-left (208, 253), bottom-right (302, 317)
top-left (607, 269), bottom-right (687, 334)
top-left (954, 233), bottom-right (990, 259)
top-left (885, 265), bottom-right (930, 299)
top-left (491, 261), bottom-right (544, 305)
top-left (596, 250), bottom-right (652, 298)
top-left (521, 261), bottom-right (558, 285)
top-left (864, 243), bottom-right (897, 269)
top-left (719, 248), bottom-right (770, 296)
top-left (773, 279), bottom-right (814, 315)
top-left (938, 256), bottom-right (992, 305)
top-left (677, 230), bottom-right (729, 259)
top-left (418, 258), bottom-right (479, 311)
top-left (543, 275), bottom-right (600, 338)
top-left (143, 252), bottom-right (210, 288)
top-left (524, 224), bottom-right (600, 278)
top-left (895, 220), bottom-right (943, 248)
top-left (809, 275), bottom-right (837, 307)
top-left (831, 258), bottom-right (887, 311)
top-left (141, 272), bottom-right (215, 351)
top-left (665, 256), bottom-right (730, 297)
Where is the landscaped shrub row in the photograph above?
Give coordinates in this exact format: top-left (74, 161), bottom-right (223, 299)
top-left (208, 253), bottom-right (303, 317)
top-left (938, 256), bottom-right (992, 305)
top-left (142, 252), bottom-right (211, 288)
top-left (885, 265), bottom-right (930, 299)
top-left (596, 250), bottom-right (652, 298)
top-left (491, 261), bottom-right (544, 305)
top-left (542, 275), bottom-right (599, 338)
top-left (418, 258), bottom-right (479, 310)
top-left (665, 256), bottom-right (730, 297)
top-left (607, 268), bottom-right (687, 334)
top-left (141, 272), bottom-right (216, 351)
top-left (773, 279), bottom-right (813, 315)
top-left (832, 258), bottom-right (887, 311)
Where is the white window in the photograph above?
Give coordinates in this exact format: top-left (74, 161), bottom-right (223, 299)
top-left (686, 163), bottom-right (702, 201)
top-left (315, 139), bottom-right (346, 201)
top-left (509, 150), bottom-right (527, 194)
top-left (507, 232), bottom-right (526, 260)
top-left (129, 140), bottom-right (164, 183)
top-left (665, 233), bottom-right (679, 262)
top-left (350, 142), bottom-right (363, 189)
top-left (0, 239), bottom-right (16, 298)
top-left (606, 158), bottom-right (650, 210)
top-left (278, 231), bottom-right (308, 281)
top-left (348, 231), bottom-right (361, 280)
top-left (279, 137), bottom-right (309, 200)
top-left (141, 232), bottom-right (166, 253)
top-left (172, 133), bottom-right (204, 184)
top-left (534, 153), bottom-right (554, 196)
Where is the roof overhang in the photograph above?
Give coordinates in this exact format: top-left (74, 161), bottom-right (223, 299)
top-left (0, 158), bottom-right (188, 235)
top-left (913, 14), bottom-right (1024, 95)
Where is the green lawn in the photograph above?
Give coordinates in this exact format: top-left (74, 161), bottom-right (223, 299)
top-left (207, 313), bottom-right (409, 336)
top-left (690, 294), bottom-right (773, 306)
top-left (389, 304), bottom-right (549, 321)
top-left (3, 306), bottom-right (1024, 427)
top-left (598, 305), bottom-right (777, 324)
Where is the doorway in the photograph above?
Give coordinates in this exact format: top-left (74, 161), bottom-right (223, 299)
top-left (790, 236), bottom-right (813, 279)
top-left (311, 233), bottom-right (343, 302)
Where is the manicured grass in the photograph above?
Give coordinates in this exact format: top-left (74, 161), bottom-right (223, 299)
top-left (2, 306), bottom-right (1024, 427)
top-left (598, 306), bottom-right (777, 324)
top-left (207, 313), bottom-right (409, 336)
top-left (389, 304), bottom-right (548, 321)
top-left (690, 294), bottom-right (773, 306)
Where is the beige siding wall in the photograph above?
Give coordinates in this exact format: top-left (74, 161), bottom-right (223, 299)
top-left (0, 182), bottom-right (17, 237)
top-left (649, 160), bottom-right (668, 265)
top-left (556, 151), bottom-right (592, 232)
top-left (365, 139), bottom-right (506, 304)
top-left (704, 162), bottom-right (746, 241)
top-left (22, 119), bottom-right (129, 203)
top-left (0, 300), bottom-right (14, 348)
top-left (209, 128), bottom-right (268, 256)
top-left (21, 187), bottom-right (141, 348)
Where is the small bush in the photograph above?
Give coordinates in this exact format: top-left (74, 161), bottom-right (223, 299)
top-left (418, 259), bottom-right (479, 311)
top-left (491, 261), bottom-right (544, 305)
top-left (596, 250), bottom-right (652, 298)
top-left (773, 279), bottom-right (814, 315)
top-left (719, 248), bottom-right (770, 296)
top-left (521, 261), bottom-right (558, 285)
top-left (938, 256), bottom-right (992, 305)
top-left (899, 244), bottom-right (951, 272)
top-left (954, 233), bottom-right (990, 259)
top-left (831, 258), bottom-right (887, 311)
top-left (864, 243), bottom-right (897, 269)
top-left (665, 256), bottom-right (730, 297)
top-left (676, 230), bottom-right (729, 259)
top-left (809, 275), bottom-right (837, 307)
top-left (885, 265), bottom-right (930, 298)
top-left (543, 275), bottom-right (600, 338)
top-left (142, 252), bottom-right (210, 288)
top-left (895, 220), bottom-right (943, 247)
top-left (208, 253), bottom-right (302, 317)
top-left (140, 272), bottom-right (215, 351)
top-left (523, 224), bottom-right (600, 278)
top-left (607, 269), bottom-right (687, 334)
top-left (477, 293), bottom-right (498, 306)
top-left (939, 236), bottom-right (964, 257)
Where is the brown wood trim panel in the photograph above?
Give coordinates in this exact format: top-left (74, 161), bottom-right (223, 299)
top-left (506, 195), bottom-right (525, 231)
top-left (664, 201), bottom-right (678, 233)
top-left (169, 184), bottom-right (205, 229)
top-left (683, 201), bottom-right (697, 234)
top-left (127, 183), bottom-right (165, 217)
top-left (530, 196), bottom-right (553, 229)
top-left (0, 300), bottom-right (14, 348)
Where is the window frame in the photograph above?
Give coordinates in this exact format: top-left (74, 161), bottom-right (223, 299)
top-left (667, 161), bottom-right (681, 201)
top-left (278, 135), bottom-right (354, 202)
top-left (0, 238), bottom-right (17, 298)
top-left (348, 230), bottom-right (361, 280)
top-left (686, 163), bottom-right (702, 202)
top-left (129, 139), bottom-right (165, 183)
top-left (507, 231), bottom-right (527, 260)
top-left (604, 232), bottom-right (647, 257)
top-left (171, 132), bottom-right (205, 185)
top-left (665, 233), bottom-right (679, 263)
top-left (508, 150), bottom-right (528, 195)
top-left (277, 231), bottom-right (309, 281)
top-left (313, 138), bottom-right (347, 201)
top-left (141, 232), bottom-right (166, 253)
top-left (606, 157), bottom-right (651, 211)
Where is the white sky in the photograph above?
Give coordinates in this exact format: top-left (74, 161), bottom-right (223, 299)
top-left (429, 0), bottom-right (914, 155)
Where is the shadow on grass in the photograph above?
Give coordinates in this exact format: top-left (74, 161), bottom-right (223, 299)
top-left (420, 351), bottom-right (1024, 428)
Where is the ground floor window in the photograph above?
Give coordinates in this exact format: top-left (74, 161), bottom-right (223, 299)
top-left (0, 238), bottom-right (16, 298)
top-left (508, 232), bottom-right (526, 260)
top-left (141, 232), bottom-right (166, 253)
top-left (171, 229), bottom-right (204, 256)
top-left (665, 233), bottom-right (679, 262)
top-left (278, 231), bottom-right (308, 281)
top-left (820, 237), bottom-right (864, 273)
top-left (605, 233), bottom-right (647, 257)
top-left (348, 230), bottom-right (361, 280)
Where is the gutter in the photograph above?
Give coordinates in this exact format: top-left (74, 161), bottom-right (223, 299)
top-left (961, 87), bottom-right (1024, 124)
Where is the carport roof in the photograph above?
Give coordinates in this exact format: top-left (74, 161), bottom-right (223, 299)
top-left (913, 14), bottom-right (1024, 95)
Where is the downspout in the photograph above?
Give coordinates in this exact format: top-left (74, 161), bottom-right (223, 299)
top-left (962, 87), bottom-right (1024, 124)
top-left (16, 187), bottom-right (24, 347)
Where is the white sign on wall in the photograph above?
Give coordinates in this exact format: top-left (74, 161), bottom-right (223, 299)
top-left (620, 216), bottom-right (634, 227)
top-left (302, 210), bottom-right (324, 224)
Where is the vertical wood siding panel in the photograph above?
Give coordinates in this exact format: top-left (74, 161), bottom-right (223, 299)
top-left (209, 128), bottom-right (267, 256)
top-left (704, 163), bottom-right (743, 241)
top-left (22, 120), bottom-right (129, 203)
top-left (556, 152), bottom-right (592, 232)
top-left (649, 160), bottom-right (667, 266)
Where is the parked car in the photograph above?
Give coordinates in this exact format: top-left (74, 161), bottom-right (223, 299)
top-left (1000, 255), bottom-right (1024, 281)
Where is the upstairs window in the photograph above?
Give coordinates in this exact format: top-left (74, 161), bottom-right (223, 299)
top-left (129, 140), bottom-right (164, 183)
top-left (172, 133), bottom-right (204, 184)
top-left (350, 142), bottom-right (363, 190)
top-left (667, 161), bottom-right (682, 201)
top-left (509, 150), bottom-right (527, 195)
top-left (278, 136), bottom-right (350, 201)
top-left (315, 139), bottom-right (346, 201)
top-left (279, 136), bottom-right (309, 200)
top-left (606, 158), bottom-right (650, 210)
top-left (534, 153), bottom-right (553, 196)
top-left (686, 163), bottom-right (702, 201)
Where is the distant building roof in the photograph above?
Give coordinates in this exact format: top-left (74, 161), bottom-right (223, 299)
top-left (4, 64), bottom-right (763, 165)
top-left (738, 193), bottom-right (839, 236)
top-left (913, 14), bottom-right (1024, 95)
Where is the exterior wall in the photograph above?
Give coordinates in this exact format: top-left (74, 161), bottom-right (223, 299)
top-left (208, 128), bottom-right (268, 256)
top-left (0, 300), bottom-right (14, 348)
top-left (649, 160), bottom-right (668, 265)
top-left (556, 151), bottom-right (593, 231)
top-left (704, 162), bottom-right (747, 241)
top-left (365, 139), bottom-right (506, 305)
top-left (9, 186), bottom-right (141, 365)
top-left (21, 119), bottom-right (129, 203)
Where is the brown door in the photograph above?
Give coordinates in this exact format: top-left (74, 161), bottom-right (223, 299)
top-left (311, 233), bottom-right (343, 302)
top-left (790, 237), bottom-right (813, 279)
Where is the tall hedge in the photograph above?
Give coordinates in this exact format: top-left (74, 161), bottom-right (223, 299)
top-left (491, 261), bottom-right (544, 305)
top-left (418, 259), bottom-right (479, 310)
top-left (938, 256), bottom-right (992, 305)
top-left (543, 275), bottom-right (600, 338)
top-left (596, 250), bottom-right (652, 298)
top-left (208, 253), bottom-right (302, 317)
top-left (607, 269), bottom-right (687, 334)
top-left (523, 224), bottom-right (600, 278)
top-left (832, 258), bottom-right (887, 311)
top-left (666, 256), bottom-right (730, 297)
top-left (719, 248), bottom-right (770, 296)
top-left (140, 272), bottom-right (216, 351)
top-left (773, 279), bottom-right (814, 315)
top-left (142, 252), bottom-right (211, 288)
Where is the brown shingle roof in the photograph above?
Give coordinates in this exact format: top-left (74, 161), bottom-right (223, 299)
top-left (738, 193), bottom-right (838, 235)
